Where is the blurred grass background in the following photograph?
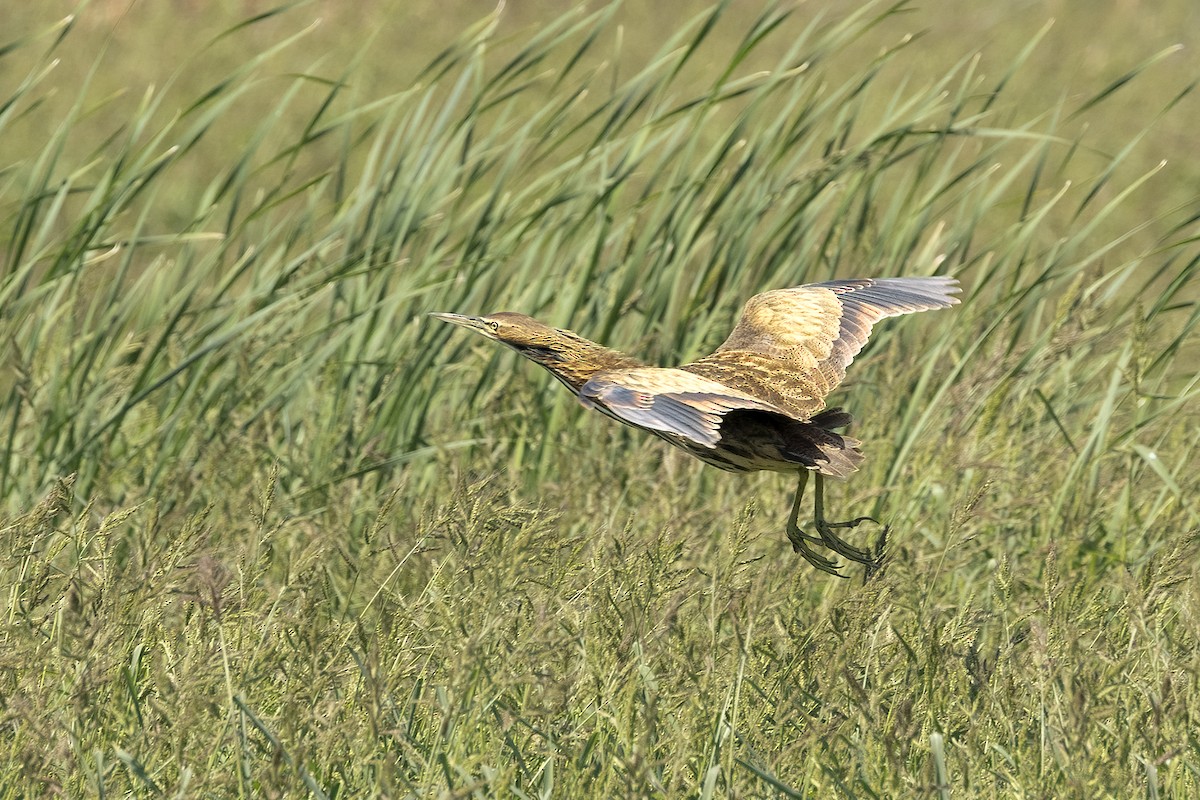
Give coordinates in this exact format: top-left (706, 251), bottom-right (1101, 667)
top-left (2, 0), bottom-right (1199, 797)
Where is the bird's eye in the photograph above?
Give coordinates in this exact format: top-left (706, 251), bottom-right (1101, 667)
top-left (488, 320), bottom-right (500, 332)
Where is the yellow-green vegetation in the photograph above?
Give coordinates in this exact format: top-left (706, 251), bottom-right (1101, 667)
top-left (3, 1), bottom-right (1199, 796)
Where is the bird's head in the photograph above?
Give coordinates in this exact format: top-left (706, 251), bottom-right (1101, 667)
top-left (429, 311), bottom-right (574, 362)
top-left (431, 310), bottom-right (643, 392)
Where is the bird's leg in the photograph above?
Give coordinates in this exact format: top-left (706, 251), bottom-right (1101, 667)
top-left (813, 472), bottom-right (880, 567)
top-left (785, 470), bottom-right (845, 576)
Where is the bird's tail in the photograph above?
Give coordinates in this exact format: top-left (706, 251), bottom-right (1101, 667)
top-left (809, 407), bottom-right (853, 430)
top-left (791, 407), bottom-right (864, 478)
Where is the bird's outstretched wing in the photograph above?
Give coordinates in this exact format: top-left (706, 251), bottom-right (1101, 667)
top-left (682, 276), bottom-right (960, 419)
top-left (578, 368), bottom-right (787, 447)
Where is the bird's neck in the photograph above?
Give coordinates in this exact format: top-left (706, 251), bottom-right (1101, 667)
top-left (528, 336), bottom-right (644, 394)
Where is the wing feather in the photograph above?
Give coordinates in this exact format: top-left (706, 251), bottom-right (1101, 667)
top-left (681, 276), bottom-right (960, 418)
top-left (812, 276), bottom-right (959, 366)
top-left (579, 368), bottom-right (786, 447)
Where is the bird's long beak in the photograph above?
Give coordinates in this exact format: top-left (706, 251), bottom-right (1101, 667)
top-left (429, 312), bottom-right (491, 336)
top-left (429, 312), bottom-right (476, 325)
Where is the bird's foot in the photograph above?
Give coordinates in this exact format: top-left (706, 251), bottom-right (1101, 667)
top-left (786, 526), bottom-right (847, 578)
top-left (821, 514), bottom-right (880, 531)
top-left (786, 492), bottom-right (889, 578)
top-left (815, 516), bottom-right (883, 571)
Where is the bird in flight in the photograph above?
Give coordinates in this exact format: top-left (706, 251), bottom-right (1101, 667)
top-left (432, 276), bottom-right (960, 576)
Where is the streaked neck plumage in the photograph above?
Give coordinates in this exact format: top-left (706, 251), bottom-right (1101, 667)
top-left (513, 329), bottom-right (644, 393)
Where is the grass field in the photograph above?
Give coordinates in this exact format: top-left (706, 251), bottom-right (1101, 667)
top-left (3, 1), bottom-right (1200, 796)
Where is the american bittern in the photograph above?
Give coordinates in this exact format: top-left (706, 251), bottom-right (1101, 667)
top-left (432, 276), bottom-right (959, 576)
